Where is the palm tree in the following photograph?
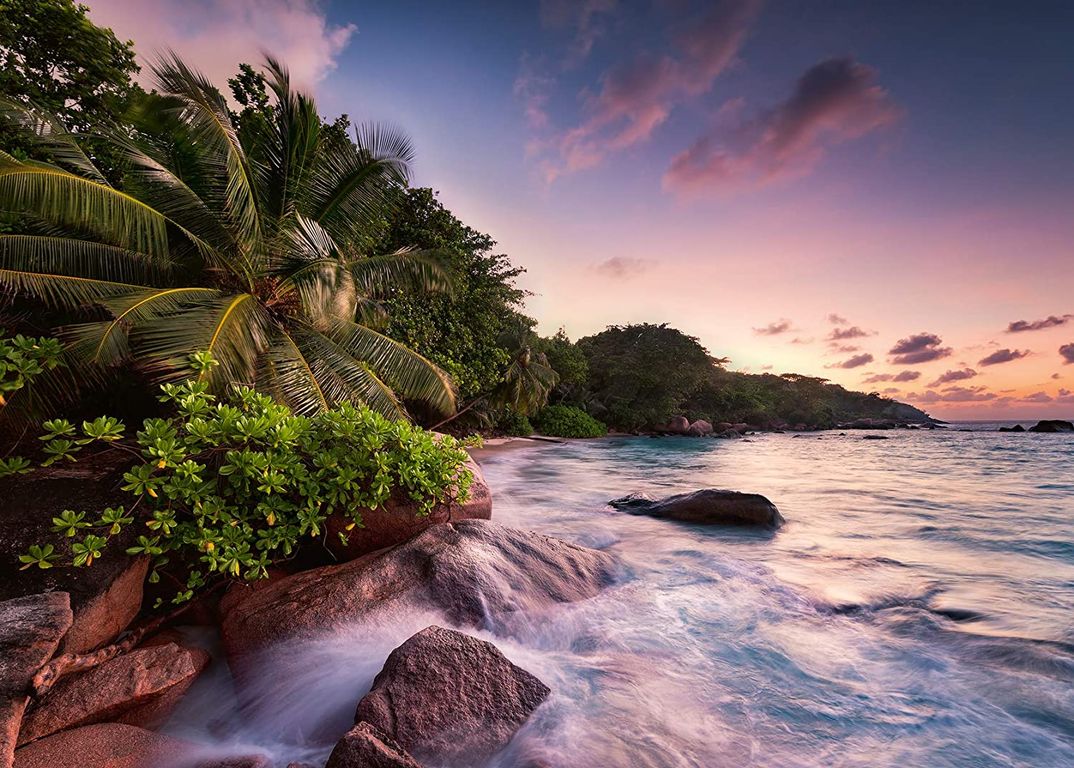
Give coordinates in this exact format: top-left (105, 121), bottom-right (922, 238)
top-left (0, 55), bottom-right (456, 419)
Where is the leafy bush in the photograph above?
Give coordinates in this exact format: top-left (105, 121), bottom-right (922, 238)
top-left (0, 335), bottom-right (63, 407)
top-left (14, 353), bottom-right (474, 606)
top-left (496, 409), bottom-right (533, 437)
top-left (533, 405), bottom-right (606, 438)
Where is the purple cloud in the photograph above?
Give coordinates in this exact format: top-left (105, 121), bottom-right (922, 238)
top-left (1021, 391), bottom-right (1054, 403)
top-left (754, 318), bottom-right (794, 336)
top-left (664, 57), bottom-right (901, 194)
top-left (1061, 343), bottom-right (1074, 364)
top-left (888, 333), bottom-right (953, 365)
top-left (593, 256), bottom-right (649, 278)
top-left (1006, 314), bottom-right (1072, 333)
top-left (827, 325), bottom-right (873, 341)
top-left (910, 386), bottom-right (997, 403)
top-left (927, 368), bottom-right (977, 388)
top-left (827, 313), bottom-right (847, 325)
top-left (862, 370), bottom-right (921, 384)
top-left (978, 348), bottom-right (1030, 366)
top-left (828, 353), bottom-right (874, 369)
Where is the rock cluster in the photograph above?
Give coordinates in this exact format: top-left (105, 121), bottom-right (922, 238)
top-left (610, 489), bottom-right (785, 529)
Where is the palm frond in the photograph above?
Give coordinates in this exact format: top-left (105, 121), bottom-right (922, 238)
top-left (346, 249), bottom-right (452, 298)
top-left (257, 328), bottom-right (330, 416)
top-left (0, 234), bottom-right (171, 285)
top-left (0, 99), bottom-right (107, 182)
top-left (292, 324), bottom-right (405, 418)
top-left (0, 269), bottom-right (147, 308)
top-left (328, 320), bottom-right (456, 416)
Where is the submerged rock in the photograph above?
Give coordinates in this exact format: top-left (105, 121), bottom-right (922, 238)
top-left (324, 455), bottom-right (492, 561)
top-left (17, 643), bottom-right (210, 746)
top-left (354, 626), bottom-right (549, 767)
top-left (1, 593), bottom-right (73, 768)
top-left (1028, 419), bottom-right (1074, 433)
top-left (220, 521), bottom-right (618, 663)
top-left (326, 723), bottom-right (422, 768)
top-left (609, 489), bottom-right (784, 529)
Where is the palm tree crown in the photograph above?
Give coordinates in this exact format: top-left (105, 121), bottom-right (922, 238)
top-left (0, 55), bottom-right (456, 418)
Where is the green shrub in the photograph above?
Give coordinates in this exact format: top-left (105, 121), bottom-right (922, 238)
top-left (14, 353), bottom-right (474, 606)
top-left (0, 335), bottom-right (63, 408)
top-left (497, 409), bottom-right (533, 437)
top-left (533, 405), bottom-right (606, 438)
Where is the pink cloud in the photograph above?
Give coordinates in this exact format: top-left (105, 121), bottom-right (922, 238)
top-left (593, 256), bottom-right (649, 279)
top-left (927, 368), bottom-right (977, 387)
top-left (86, 0), bottom-right (355, 91)
top-left (754, 318), bottom-right (794, 336)
top-left (664, 57), bottom-right (901, 195)
top-left (888, 332), bottom-right (952, 365)
top-left (1006, 314), bottom-right (1072, 333)
top-left (827, 353), bottom-right (874, 369)
top-left (978, 348), bottom-right (1030, 366)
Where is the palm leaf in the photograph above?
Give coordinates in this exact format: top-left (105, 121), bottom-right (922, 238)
top-left (0, 269), bottom-right (147, 307)
top-left (0, 99), bottom-right (107, 182)
top-left (292, 324), bottom-right (405, 418)
top-left (0, 234), bottom-right (170, 285)
top-left (257, 328), bottom-right (330, 416)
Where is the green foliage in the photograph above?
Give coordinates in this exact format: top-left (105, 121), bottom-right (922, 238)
top-left (19, 355), bottom-right (473, 604)
top-left (0, 334), bottom-right (63, 407)
top-left (0, 56), bottom-right (457, 421)
top-left (539, 330), bottom-right (589, 404)
top-left (379, 188), bottom-right (531, 401)
top-left (533, 404), bottom-right (606, 438)
top-left (496, 409), bottom-right (533, 437)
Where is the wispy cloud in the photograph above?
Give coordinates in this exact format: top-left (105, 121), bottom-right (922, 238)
top-left (1006, 314), bottom-right (1072, 333)
top-left (1021, 391), bottom-right (1054, 403)
top-left (539, 0), bottom-right (619, 66)
top-left (888, 333), bottom-right (952, 365)
top-left (978, 348), bottom-right (1030, 366)
top-left (827, 313), bottom-right (848, 325)
top-left (863, 370), bottom-right (921, 384)
top-left (754, 318), bottom-right (794, 336)
top-left (909, 386), bottom-right (996, 403)
top-left (664, 57), bottom-right (901, 195)
top-left (927, 368), bottom-right (977, 387)
top-left (828, 353), bottom-right (874, 369)
top-left (1061, 343), bottom-right (1074, 365)
top-left (593, 256), bottom-right (649, 279)
top-left (87, 0), bottom-right (355, 90)
top-left (827, 325), bottom-right (873, 341)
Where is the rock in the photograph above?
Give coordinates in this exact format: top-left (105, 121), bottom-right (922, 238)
top-left (354, 626), bottom-right (549, 767)
top-left (609, 489), bottom-right (784, 529)
top-left (862, 435), bottom-right (889, 440)
top-left (686, 420), bottom-right (713, 437)
top-left (1027, 419), bottom-right (1074, 433)
top-left (998, 424), bottom-right (1026, 432)
top-left (221, 521), bottom-right (618, 664)
top-left (658, 416), bottom-right (690, 435)
top-left (714, 422), bottom-right (733, 433)
top-left (324, 455), bottom-right (492, 561)
top-left (730, 422), bottom-right (750, 434)
top-left (197, 758), bottom-right (273, 768)
top-left (12, 723), bottom-right (189, 768)
top-left (0, 593), bottom-right (73, 768)
top-left (326, 722), bottom-right (422, 768)
top-left (0, 457), bottom-right (148, 655)
top-left (714, 429), bottom-right (742, 439)
top-left (17, 643), bottom-right (209, 746)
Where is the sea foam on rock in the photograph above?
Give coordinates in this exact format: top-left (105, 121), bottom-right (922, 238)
top-left (220, 520), bottom-right (619, 666)
top-left (610, 489), bottom-right (785, 529)
top-left (352, 626), bottom-right (549, 768)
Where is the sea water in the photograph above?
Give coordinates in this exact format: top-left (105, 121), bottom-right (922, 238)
top-left (165, 427), bottom-right (1074, 767)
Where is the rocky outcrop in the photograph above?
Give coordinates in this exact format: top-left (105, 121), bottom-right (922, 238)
top-left (354, 626), bottom-right (549, 767)
top-left (610, 489), bottom-right (784, 529)
top-left (1028, 419), bottom-right (1074, 433)
top-left (17, 643), bottom-right (209, 746)
top-left (221, 521), bottom-right (618, 664)
top-left (326, 723), bottom-right (422, 768)
top-left (324, 455), bottom-right (492, 561)
top-left (1, 593), bottom-right (73, 768)
top-left (998, 424), bottom-right (1025, 432)
top-left (657, 416), bottom-right (690, 435)
top-left (0, 459), bottom-right (147, 654)
top-left (12, 723), bottom-right (186, 768)
top-left (686, 420), bottom-right (713, 436)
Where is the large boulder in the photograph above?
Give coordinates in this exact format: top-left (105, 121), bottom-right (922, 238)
top-left (354, 626), bottom-right (549, 767)
top-left (657, 416), bottom-right (690, 435)
top-left (1028, 419), bottom-right (1074, 433)
top-left (326, 723), bottom-right (422, 768)
top-left (17, 643), bottom-right (210, 746)
top-left (324, 455), bottom-right (492, 561)
top-left (220, 521), bottom-right (618, 665)
top-left (0, 458), bottom-right (147, 654)
top-left (609, 489), bottom-right (784, 529)
top-left (12, 723), bottom-right (187, 768)
top-left (0, 593), bottom-right (73, 768)
top-left (686, 420), bottom-right (713, 437)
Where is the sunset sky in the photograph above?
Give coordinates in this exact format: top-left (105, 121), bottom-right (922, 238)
top-left (85, 0), bottom-right (1074, 419)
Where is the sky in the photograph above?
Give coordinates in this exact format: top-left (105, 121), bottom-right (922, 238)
top-left (84, 0), bottom-right (1074, 420)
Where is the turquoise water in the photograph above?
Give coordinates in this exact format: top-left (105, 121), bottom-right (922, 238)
top-left (476, 429), bottom-right (1074, 768)
top-left (165, 427), bottom-right (1074, 767)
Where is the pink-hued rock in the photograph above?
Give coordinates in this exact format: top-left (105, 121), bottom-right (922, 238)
top-left (60, 557), bottom-right (149, 656)
top-left (659, 416), bottom-right (690, 434)
top-left (324, 456), bottom-right (492, 561)
top-left (354, 626), bottom-right (549, 767)
top-left (12, 723), bottom-right (188, 768)
top-left (325, 722), bottom-right (422, 768)
top-left (220, 521), bottom-right (617, 665)
top-left (686, 420), bottom-right (713, 436)
top-left (0, 592), bottom-right (73, 768)
top-left (17, 643), bottom-right (209, 746)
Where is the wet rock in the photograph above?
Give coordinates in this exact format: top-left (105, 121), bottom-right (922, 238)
top-left (862, 435), bottom-right (889, 440)
top-left (1, 593), bottom-right (72, 768)
top-left (998, 424), bottom-right (1025, 432)
top-left (326, 722), bottom-right (422, 768)
top-left (12, 723), bottom-right (188, 768)
top-left (686, 420), bottom-right (713, 436)
top-left (324, 455), bottom-right (492, 561)
top-left (657, 416), bottom-right (690, 435)
top-left (354, 626), bottom-right (549, 767)
top-left (730, 422), bottom-right (751, 434)
top-left (714, 429), bottom-right (742, 439)
top-left (17, 643), bottom-right (209, 746)
top-left (609, 489), bottom-right (784, 529)
top-left (221, 521), bottom-right (618, 664)
top-left (197, 758), bottom-right (273, 768)
top-left (0, 458), bottom-right (147, 655)
top-left (1028, 419), bottom-right (1074, 433)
